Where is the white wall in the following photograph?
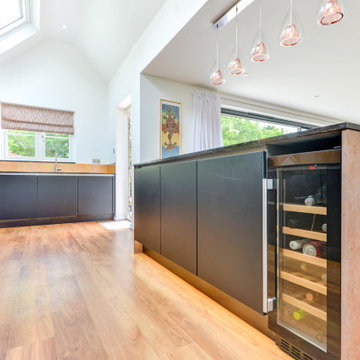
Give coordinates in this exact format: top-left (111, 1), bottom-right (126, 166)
top-left (139, 74), bottom-right (340, 163)
top-left (0, 40), bottom-right (110, 164)
top-left (108, 0), bottom-right (208, 220)
top-left (108, 0), bottom-right (208, 165)
top-left (140, 74), bottom-right (210, 162)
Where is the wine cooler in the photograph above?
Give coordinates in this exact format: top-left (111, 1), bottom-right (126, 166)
top-left (267, 150), bottom-right (341, 360)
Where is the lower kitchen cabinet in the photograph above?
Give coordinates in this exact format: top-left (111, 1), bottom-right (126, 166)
top-left (0, 175), bottom-right (37, 220)
top-left (0, 174), bottom-right (115, 227)
top-left (78, 176), bottom-right (114, 216)
top-left (161, 161), bottom-right (197, 274)
top-left (134, 166), bottom-right (161, 252)
top-left (38, 176), bottom-right (77, 218)
top-left (197, 152), bottom-right (266, 314)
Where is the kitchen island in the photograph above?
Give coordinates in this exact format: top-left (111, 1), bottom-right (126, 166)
top-left (134, 123), bottom-right (360, 360)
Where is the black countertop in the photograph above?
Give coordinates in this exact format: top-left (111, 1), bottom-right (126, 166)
top-left (135, 122), bottom-right (360, 168)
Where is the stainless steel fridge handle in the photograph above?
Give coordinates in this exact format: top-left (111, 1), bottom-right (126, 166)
top-left (262, 178), bottom-right (268, 314)
top-left (263, 179), bottom-right (278, 314)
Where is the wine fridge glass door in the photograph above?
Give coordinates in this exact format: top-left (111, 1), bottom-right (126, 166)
top-left (276, 164), bottom-right (340, 353)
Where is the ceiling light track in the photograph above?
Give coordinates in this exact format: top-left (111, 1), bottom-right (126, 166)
top-left (212, 0), bottom-right (256, 30)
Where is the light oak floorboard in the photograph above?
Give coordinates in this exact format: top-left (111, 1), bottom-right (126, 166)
top-left (0, 222), bottom-right (291, 360)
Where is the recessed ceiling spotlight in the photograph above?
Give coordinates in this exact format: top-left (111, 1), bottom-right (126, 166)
top-left (62, 24), bottom-right (67, 30)
top-left (315, 95), bottom-right (321, 98)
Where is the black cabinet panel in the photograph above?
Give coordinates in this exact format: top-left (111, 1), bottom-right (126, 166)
top-left (197, 152), bottom-right (265, 314)
top-left (78, 176), bottom-right (114, 216)
top-left (161, 161), bottom-right (197, 274)
top-left (134, 166), bottom-right (160, 252)
top-left (0, 175), bottom-right (37, 220)
top-left (38, 176), bottom-right (77, 218)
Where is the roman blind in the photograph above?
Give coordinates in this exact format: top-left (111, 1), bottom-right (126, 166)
top-left (1, 103), bottom-right (74, 134)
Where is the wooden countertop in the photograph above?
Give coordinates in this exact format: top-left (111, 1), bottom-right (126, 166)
top-left (0, 161), bottom-right (115, 174)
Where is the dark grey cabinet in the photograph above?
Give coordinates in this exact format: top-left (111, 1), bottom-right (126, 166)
top-left (161, 161), bottom-right (197, 274)
top-left (0, 175), bottom-right (37, 220)
top-left (38, 176), bottom-right (77, 218)
top-left (197, 152), bottom-right (265, 314)
top-left (78, 176), bottom-right (114, 216)
top-left (0, 174), bottom-right (115, 227)
top-left (134, 166), bottom-right (161, 252)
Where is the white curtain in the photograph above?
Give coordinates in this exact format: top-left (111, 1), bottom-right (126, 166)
top-left (192, 90), bottom-right (223, 152)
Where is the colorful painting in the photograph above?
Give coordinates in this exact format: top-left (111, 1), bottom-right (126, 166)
top-left (160, 99), bottom-right (181, 159)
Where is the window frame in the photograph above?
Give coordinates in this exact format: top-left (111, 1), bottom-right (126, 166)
top-left (220, 107), bottom-right (316, 146)
top-left (221, 108), bottom-right (315, 131)
top-left (0, 0), bottom-right (31, 40)
top-left (2, 129), bottom-right (74, 162)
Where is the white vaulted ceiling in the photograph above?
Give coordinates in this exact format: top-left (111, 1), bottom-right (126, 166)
top-left (144, 0), bottom-right (360, 123)
top-left (0, 0), bottom-right (167, 80)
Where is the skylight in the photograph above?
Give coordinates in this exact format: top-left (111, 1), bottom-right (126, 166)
top-left (0, 0), bottom-right (28, 37)
top-left (0, 1), bottom-right (22, 29)
top-left (0, 0), bottom-right (39, 56)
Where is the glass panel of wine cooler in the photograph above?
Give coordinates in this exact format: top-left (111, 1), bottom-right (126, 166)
top-left (276, 164), bottom-right (339, 352)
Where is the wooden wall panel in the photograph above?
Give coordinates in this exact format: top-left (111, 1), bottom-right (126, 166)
top-left (341, 129), bottom-right (360, 360)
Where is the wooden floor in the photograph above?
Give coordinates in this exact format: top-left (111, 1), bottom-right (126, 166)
top-left (0, 222), bottom-right (291, 360)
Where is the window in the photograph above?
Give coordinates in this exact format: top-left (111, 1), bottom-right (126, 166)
top-left (44, 133), bottom-right (71, 160)
top-left (3, 130), bottom-right (73, 161)
top-left (221, 109), bottom-right (313, 146)
top-left (0, 0), bottom-right (29, 38)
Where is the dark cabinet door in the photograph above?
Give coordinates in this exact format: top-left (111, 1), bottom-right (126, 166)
top-left (134, 166), bottom-right (160, 252)
top-left (38, 176), bottom-right (77, 218)
top-left (0, 175), bottom-right (38, 220)
top-left (78, 176), bottom-right (114, 216)
top-left (161, 161), bottom-right (197, 274)
top-left (197, 152), bottom-right (265, 314)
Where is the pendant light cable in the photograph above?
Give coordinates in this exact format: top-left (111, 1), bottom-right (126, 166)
top-left (216, 37), bottom-right (219, 69)
top-left (290, 0), bottom-right (293, 24)
top-left (235, 6), bottom-right (238, 57)
top-left (259, 0), bottom-right (262, 42)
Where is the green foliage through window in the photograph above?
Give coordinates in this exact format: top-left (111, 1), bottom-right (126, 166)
top-left (7, 130), bottom-right (70, 159)
top-left (45, 133), bottom-right (70, 159)
top-left (7, 130), bottom-right (35, 157)
top-left (221, 115), bottom-right (297, 146)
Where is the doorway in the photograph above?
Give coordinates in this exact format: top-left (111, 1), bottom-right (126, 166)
top-left (127, 107), bottom-right (132, 221)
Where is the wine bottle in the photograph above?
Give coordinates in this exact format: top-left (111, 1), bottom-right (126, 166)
top-left (304, 196), bottom-right (316, 206)
top-left (322, 223), bottom-right (327, 233)
top-left (306, 292), bottom-right (321, 302)
top-left (304, 185), bottom-right (327, 206)
top-left (289, 239), bottom-right (308, 250)
top-left (303, 241), bottom-right (324, 257)
top-left (293, 309), bottom-right (307, 320)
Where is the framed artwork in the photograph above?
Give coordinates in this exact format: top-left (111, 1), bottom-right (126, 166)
top-left (160, 99), bottom-right (182, 159)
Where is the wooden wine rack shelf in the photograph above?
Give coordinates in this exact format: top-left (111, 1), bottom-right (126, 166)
top-left (283, 203), bottom-right (327, 216)
top-left (281, 248), bottom-right (327, 268)
top-left (282, 293), bottom-right (327, 322)
top-left (282, 226), bottom-right (327, 242)
top-left (280, 271), bottom-right (327, 295)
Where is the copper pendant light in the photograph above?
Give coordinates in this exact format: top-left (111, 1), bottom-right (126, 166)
top-left (251, 0), bottom-right (269, 62)
top-left (228, 6), bottom-right (245, 75)
top-left (319, 0), bottom-right (344, 25)
top-left (210, 38), bottom-right (225, 85)
top-left (280, 0), bottom-right (301, 47)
